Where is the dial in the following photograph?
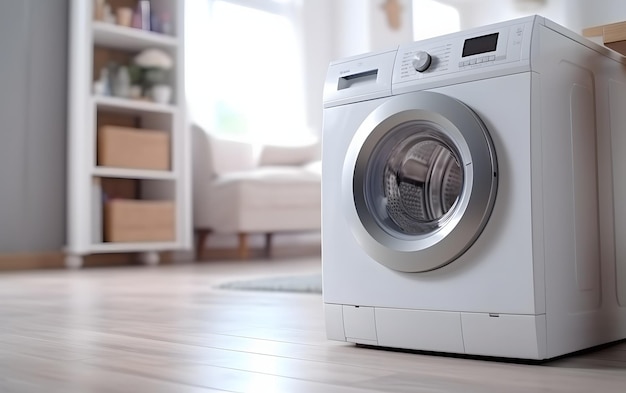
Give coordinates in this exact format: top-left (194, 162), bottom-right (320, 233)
top-left (412, 51), bottom-right (432, 72)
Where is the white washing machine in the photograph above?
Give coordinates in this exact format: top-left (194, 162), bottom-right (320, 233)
top-left (322, 15), bottom-right (626, 360)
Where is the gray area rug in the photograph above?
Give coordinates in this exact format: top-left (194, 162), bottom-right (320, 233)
top-left (217, 274), bottom-right (322, 294)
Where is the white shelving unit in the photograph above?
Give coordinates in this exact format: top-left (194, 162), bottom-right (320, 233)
top-left (93, 20), bottom-right (179, 50)
top-left (66, 0), bottom-right (191, 268)
top-left (94, 95), bottom-right (179, 114)
top-left (92, 166), bottom-right (177, 180)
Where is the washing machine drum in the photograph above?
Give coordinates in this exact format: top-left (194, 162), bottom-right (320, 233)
top-left (383, 130), bottom-right (463, 234)
top-left (346, 91), bottom-right (498, 272)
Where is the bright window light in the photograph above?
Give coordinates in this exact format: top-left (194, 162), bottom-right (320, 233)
top-left (412, 0), bottom-right (460, 41)
top-left (186, 0), bottom-right (308, 145)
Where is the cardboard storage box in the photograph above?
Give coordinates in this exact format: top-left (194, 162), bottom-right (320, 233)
top-left (98, 126), bottom-right (170, 170)
top-left (104, 200), bottom-right (176, 242)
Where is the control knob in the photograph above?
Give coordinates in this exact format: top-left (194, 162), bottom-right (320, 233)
top-left (412, 51), bottom-right (432, 72)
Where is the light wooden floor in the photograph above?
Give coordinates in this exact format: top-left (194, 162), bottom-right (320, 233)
top-left (1, 256), bottom-right (625, 393)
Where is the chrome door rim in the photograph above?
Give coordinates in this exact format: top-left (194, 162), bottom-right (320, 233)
top-left (343, 91), bottom-right (498, 272)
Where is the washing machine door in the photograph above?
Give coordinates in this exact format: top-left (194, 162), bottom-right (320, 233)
top-left (344, 91), bottom-right (497, 272)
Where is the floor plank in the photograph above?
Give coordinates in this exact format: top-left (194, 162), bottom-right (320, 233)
top-left (0, 257), bottom-right (625, 392)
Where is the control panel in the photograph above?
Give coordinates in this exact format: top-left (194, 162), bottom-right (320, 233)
top-left (393, 20), bottom-right (532, 85)
top-left (324, 17), bottom-right (538, 107)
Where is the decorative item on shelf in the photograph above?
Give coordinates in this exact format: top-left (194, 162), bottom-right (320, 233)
top-left (129, 85), bottom-right (143, 100)
top-left (93, 67), bottom-right (111, 96)
top-left (127, 64), bottom-right (144, 100)
top-left (152, 85), bottom-right (172, 104)
top-left (160, 12), bottom-right (172, 35)
top-left (150, 12), bottom-right (161, 34)
top-left (131, 7), bottom-right (142, 29)
top-left (96, 0), bottom-right (172, 36)
top-left (139, 0), bottom-right (152, 31)
top-left (94, 63), bottom-right (135, 99)
top-left (133, 48), bottom-right (174, 104)
top-left (94, 0), bottom-right (105, 21)
top-left (106, 61), bottom-right (120, 95)
top-left (116, 7), bottom-right (133, 27)
top-left (112, 66), bottom-right (131, 98)
top-left (103, 2), bottom-right (116, 24)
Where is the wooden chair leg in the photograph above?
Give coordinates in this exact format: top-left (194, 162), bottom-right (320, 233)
top-left (238, 233), bottom-right (249, 259)
top-left (265, 233), bottom-right (273, 258)
top-left (195, 229), bottom-right (211, 261)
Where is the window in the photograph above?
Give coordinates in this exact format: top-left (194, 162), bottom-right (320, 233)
top-left (412, 0), bottom-right (460, 41)
top-left (186, 0), bottom-right (309, 145)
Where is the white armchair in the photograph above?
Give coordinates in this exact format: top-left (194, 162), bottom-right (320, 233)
top-left (192, 125), bottom-right (321, 259)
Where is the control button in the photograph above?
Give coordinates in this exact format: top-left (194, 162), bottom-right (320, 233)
top-left (477, 57), bottom-right (484, 63)
top-left (459, 62), bottom-right (465, 67)
top-left (412, 51), bottom-right (432, 72)
top-left (470, 59), bottom-right (476, 65)
top-left (489, 55), bottom-right (496, 61)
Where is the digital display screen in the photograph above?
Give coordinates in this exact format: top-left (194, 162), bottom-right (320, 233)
top-left (462, 33), bottom-right (499, 57)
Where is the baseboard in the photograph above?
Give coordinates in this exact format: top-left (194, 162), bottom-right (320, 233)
top-left (0, 252), bottom-right (177, 271)
top-left (0, 252), bottom-right (65, 270)
top-left (198, 243), bottom-right (321, 261)
top-left (0, 242), bottom-right (320, 270)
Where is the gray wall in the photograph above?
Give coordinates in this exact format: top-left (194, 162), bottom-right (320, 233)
top-left (0, 0), bottom-right (68, 253)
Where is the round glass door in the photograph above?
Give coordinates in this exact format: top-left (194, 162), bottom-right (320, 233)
top-left (346, 91), bottom-right (497, 272)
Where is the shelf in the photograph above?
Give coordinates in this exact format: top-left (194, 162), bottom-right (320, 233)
top-left (67, 1), bottom-right (190, 267)
top-left (89, 241), bottom-right (180, 253)
top-left (93, 21), bottom-right (178, 51)
top-left (93, 166), bottom-right (176, 180)
top-left (94, 95), bottom-right (177, 114)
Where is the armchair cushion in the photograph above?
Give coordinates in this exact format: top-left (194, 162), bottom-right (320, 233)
top-left (215, 165), bottom-right (320, 209)
top-left (208, 134), bottom-right (256, 175)
top-left (259, 142), bottom-right (320, 166)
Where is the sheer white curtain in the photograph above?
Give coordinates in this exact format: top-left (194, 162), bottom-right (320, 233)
top-left (185, 0), bottom-right (310, 145)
